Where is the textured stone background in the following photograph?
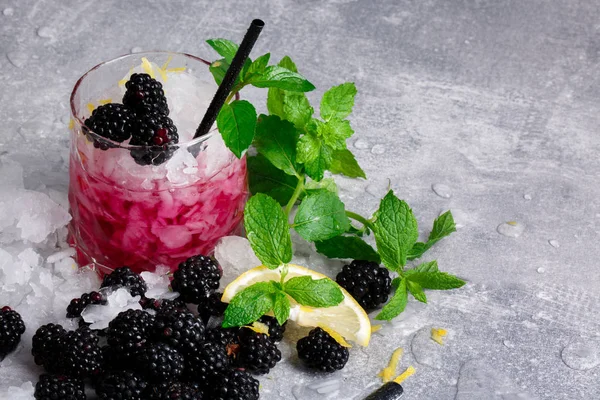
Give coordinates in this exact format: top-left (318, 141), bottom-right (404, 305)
top-left (1, 0), bottom-right (600, 399)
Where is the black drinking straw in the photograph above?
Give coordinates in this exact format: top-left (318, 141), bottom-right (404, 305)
top-left (194, 19), bottom-right (265, 139)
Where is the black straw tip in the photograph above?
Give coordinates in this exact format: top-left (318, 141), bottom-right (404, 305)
top-left (252, 19), bottom-right (265, 28)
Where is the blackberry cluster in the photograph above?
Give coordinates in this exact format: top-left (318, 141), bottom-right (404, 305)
top-left (101, 266), bottom-right (147, 297)
top-left (95, 370), bottom-right (148, 400)
top-left (140, 297), bottom-right (187, 314)
top-left (146, 381), bottom-right (203, 400)
top-left (106, 309), bottom-right (155, 366)
top-left (136, 342), bottom-right (184, 381)
top-left (60, 327), bottom-right (104, 378)
top-left (66, 291), bottom-right (106, 318)
top-left (129, 113), bottom-right (179, 166)
top-left (83, 103), bottom-right (134, 147)
top-left (171, 255), bottom-right (221, 304)
top-left (185, 341), bottom-right (229, 388)
top-left (205, 326), bottom-right (240, 356)
top-left (236, 328), bottom-right (281, 374)
top-left (297, 327), bottom-right (349, 372)
top-left (32, 324), bottom-right (67, 373)
top-left (257, 316), bottom-right (286, 342)
top-left (153, 309), bottom-right (205, 352)
top-left (209, 369), bottom-right (259, 400)
top-left (34, 374), bottom-right (86, 400)
top-left (335, 260), bottom-right (392, 310)
top-left (123, 73), bottom-right (170, 116)
top-left (0, 306), bottom-right (25, 359)
top-left (197, 292), bottom-right (228, 324)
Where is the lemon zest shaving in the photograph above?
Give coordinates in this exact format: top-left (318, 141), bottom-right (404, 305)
top-left (377, 347), bottom-right (403, 382)
top-left (371, 324), bottom-right (382, 333)
top-left (393, 365), bottom-right (415, 384)
top-left (98, 98), bottom-right (112, 105)
top-left (86, 103), bottom-right (95, 114)
top-left (246, 321), bottom-right (270, 335)
top-left (141, 57), bottom-right (155, 78)
top-left (507, 221), bottom-right (517, 226)
top-left (68, 119), bottom-right (74, 130)
top-left (318, 325), bottom-right (352, 348)
top-left (161, 55), bottom-right (173, 71)
top-left (157, 67), bottom-right (168, 83)
top-left (431, 328), bottom-right (447, 345)
top-left (166, 67), bottom-right (186, 73)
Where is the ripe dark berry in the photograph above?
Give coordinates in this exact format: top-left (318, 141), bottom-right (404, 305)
top-left (136, 342), bottom-right (184, 382)
top-left (84, 103), bottom-right (134, 145)
top-left (153, 309), bottom-right (204, 353)
top-left (297, 327), bottom-right (349, 372)
top-left (140, 297), bottom-right (187, 314)
top-left (196, 292), bottom-right (227, 324)
top-left (32, 323), bottom-right (67, 373)
top-left (171, 255), bottom-right (221, 304)
top-left (236, 327), bottom-right (281, 374)
top-left (257, 315), bottom-right (287, 342)
top-left (209, 369), bottom-right (259, 400)
top-left (123, 73), bottom-right (169, 116)
top-left (0, 306), bottom-right (25, 359)
top-left (129, 113), bottom-right (179, 166)
top-left (34, 374), bottom-right (85, 400)
top-left (335, 260), bottom-right (392, 310)
top-left (66, 291), bottom-right (106, 318)
top-left (101, 266), bottom-right (147, 297)
top-left (95, 370), bottom-right (148, 400)
top-left (60, 327), bottom-right (104, 378)
top-left (146, 381), bottom-right (203, 400)
top-left (205, 327), bottom-right (240, 361)
top-left (185, 341), bottom-right (229, 388)
top-left (106, 309), bottom-right (155, 366)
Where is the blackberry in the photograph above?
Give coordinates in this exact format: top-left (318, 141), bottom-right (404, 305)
top-left (236, 327), bottom-right (281, 374)
top-left (129, 113), bottom-right (179, 166)
top-left (101, 266), bottom-right (147, 297)
top-left (34, 374), bottom-right (85, 400)
top-left (95, 370), bottom-right (148, 400)
top-left (0, 306), bottom-right (25, 359)
top-left (106, 309), bottom-right (155, 365)
top-left (197, 292), bottom-right (227, 324)
top-left (146, 381), bottom-right (203, 400)
top-left (84, 103), bottom-right (134, 146)
top-left (153, 309), bottom-right (204, 353)
top-left (297, 327), bottom-right (349, 372)
top-left (335, 260), bottom-right (392, 310)
top-left (60, 327), bottom-right (104, 378)
top-left (171, 255), bottom-right (221, 304)
top-left (123, 73), bottom-right (169, 116)
top-left (66, 291), bottom-right (106, 318)
top-left (32, 323), bottom-right (67, 373)
top-left (205, 326), bottom-right (240, 359)
top-left (257, 315), bottom-right (287, 342)
top-left (136, 342), bottom-right (184, 382)
top-left (185, 341), bottom-right (229, 387)
top-left (140, 297), bottom-right (187, 314)
top-left (209, 369), bottom-right (259, 400)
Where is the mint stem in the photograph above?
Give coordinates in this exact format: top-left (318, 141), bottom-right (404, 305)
top-left (346, 211), bottom-right (374, 230)
top-left (285, 179), bottom-right (305, 216)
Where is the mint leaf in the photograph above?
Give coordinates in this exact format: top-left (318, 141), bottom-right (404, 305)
top-left (217, 100), bottom-right (257, 158)
top-left (406, 260), bottom-right (439, 275)
top-left (206, 38), bottom-right (239, 63)
top-left (283, 93), bottom-right (313, 129)
top-left (222, 281), bottom-right (277, 327)
top-left (296, 133), bottom-right (334, 181)
top-left (278, 55), bottom-right (298, 72)
top-left (244, 53), bottom-right (271, 80)
top-left (294, 190), bottom-right (350, 241)
top-left (408, 211), bottom-right (456, 260)
top-left (248, 66), bottom-right (315, 92)
top-left (407, 280), bottom-right (427, 303)
top-left (406, 271), bottom-right (466, 290)
top-left (318, 118), bottom-right (354, 150)
top-left (254, 115), bottom-right (300, 177)
top-left (376, 278), bottom-right (408, 320)
top-left (305, 178), bottom-right (338, 194)
top-left (321, 82), bottom-right (357, 121)
top-left (266, 56), bottom-right (299, 117)
top-left (248, 155), bottom-right (299, 205)
top-left (373, 190), bottom-right (419, 272)
top-left (273, 292), bottom-right (291, 325)
top-left (244, 194), bottom-right (293, 269)
top-left (283, 276), bottom-right (343, 307)
top-left (329, 149), bottom-right (366, 179)
top-left (315, 236), bottom-right (380, 263)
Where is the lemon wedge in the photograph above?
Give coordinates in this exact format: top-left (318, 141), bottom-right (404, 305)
top-left (222, 264), bottom-right (371, 346)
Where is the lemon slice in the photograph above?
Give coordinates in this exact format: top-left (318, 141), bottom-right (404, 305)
top-left (222, 264), bottom-right (371, 346)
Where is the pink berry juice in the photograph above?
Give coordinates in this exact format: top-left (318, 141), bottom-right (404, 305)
top-left (68, 52), bottom-right (248, 274)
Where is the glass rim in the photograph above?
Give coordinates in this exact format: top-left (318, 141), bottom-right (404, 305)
top-left (70, 51), bottom-right (226, 150)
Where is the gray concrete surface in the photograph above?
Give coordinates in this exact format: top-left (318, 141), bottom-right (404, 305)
top-left (1, 0), bottom-right (600, 398)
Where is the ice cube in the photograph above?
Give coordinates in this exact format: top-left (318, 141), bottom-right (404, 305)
top-left (14, 190), bottom-right (71, 243)
top-left (214, 236), bottom-right (261, 287)
top-left (0, 381), bottom-right (34, 399)
top-left (17, 248), bottom-right (41, 268)
top-left (165, 148), bottom-right (199, 185)
top-left (46, 248), bottom-right (76, 264)
top-left (0, 247), bottom-right (32, 286)
top-left (141, 265), bottom-right (179, 300)
top-left (81, 287), bottom-right (142, 330)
